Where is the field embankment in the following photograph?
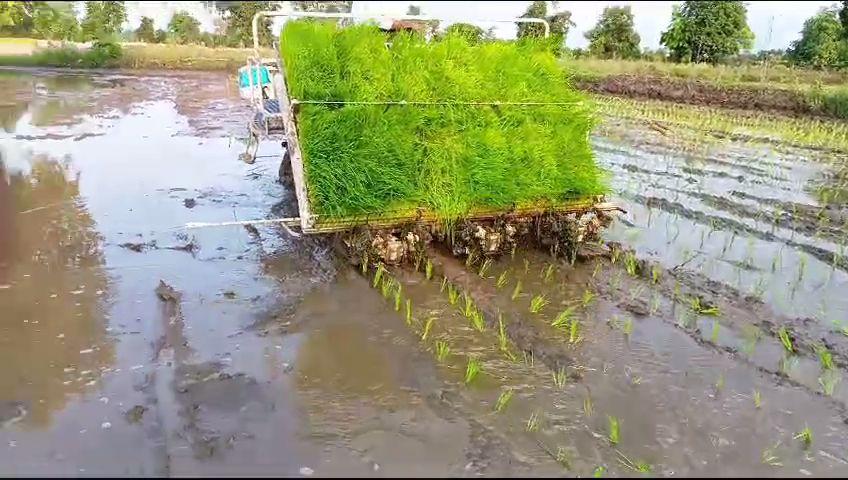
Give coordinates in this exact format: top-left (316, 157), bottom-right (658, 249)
top-left (568, 58), bottom-right (848, 121)
top-left (0, 38), bottom-right (270, 71)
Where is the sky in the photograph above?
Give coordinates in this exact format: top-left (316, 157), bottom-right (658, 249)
top-left (119, 1), bottom-right (839, 52)
top-left (350, 1), bottom-right (838, 51)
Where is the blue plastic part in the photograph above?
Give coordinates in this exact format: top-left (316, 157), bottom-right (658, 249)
top-left (239, 66), bottom-right (271, 88)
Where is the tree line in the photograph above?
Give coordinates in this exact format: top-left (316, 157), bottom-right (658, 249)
top-left (439, 1), bottom-right (847, 70)
top-left (0, 1), bottom-right (298, 48)
top-left (2, 1), bottom-right (848, 69)
top-left (511, 1), bottom-right (848, 69)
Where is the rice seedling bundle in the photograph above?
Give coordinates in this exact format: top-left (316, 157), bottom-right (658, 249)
top-left (280, 20), bottom-right (605, 220)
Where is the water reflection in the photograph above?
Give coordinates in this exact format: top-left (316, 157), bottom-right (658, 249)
top-left (0, 151), bottom-right (113, 429)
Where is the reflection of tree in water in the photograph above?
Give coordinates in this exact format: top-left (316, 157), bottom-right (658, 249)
top-left (0, 152), bottom-right (114, 429)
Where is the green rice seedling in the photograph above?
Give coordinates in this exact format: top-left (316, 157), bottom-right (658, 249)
top-left (552, 366), bottom-right (567, 389)
top-left (690, 297), bottom-right (720, 316)
top-left (523, 350), bottom-right (534, 368)
top-left (816, 344), bottom-right (834, 370)
top-left (781, 354), bottom-right (798, 376)
top-left (583, 395), bottom-right (594, 417)
top-left (414, 255), bottom-right (422, 272)
top-left (552, 307), bottom-right (575, 330)
top-left (478, 259), bottom-right (492, 278)
top-left (616, 451), bottom-right (652, 474)
top-left (624, 252), bottom-right (639, 277)
top-left (593, 466), bottom-right (606, 477)
top-left (569, 318), bottom-right (581, 344)
top-left (611, 247), bottom-right (621, 265)
top-left (793, 425), bottom-right (813, 449)
top-left (797, 253), bottom-right (808, 281)
top-left (435, 340), bottom-right (450, 362)
top-left (753, 390), bottom-right (763, 409)
top-left (582, 289), bottom-right (596, 307)
top-left (394, 289), bottom-right (402, 312)
top-left (741, 325), bottom-right (762, 357)
top-left (469, 309), bottom-right (485, 332)
top-left (555, 447), bottom-right (571, 469)
top-left (380, 276), bottom-right (394, 298)
top-left (421, 316), bottom-right (434, 341)
top-left (463, 293), bottom-right (474, 317)
top-left (496, 270), bottom-right (508, 289)
top-left (523, 258), bottom-right (530, 274)
top-left (373, 263), bottom-right (384, 288)
top-left (778, 326), bottom-right (794, 354)
top-left (650, 265), bottom-right (660, 284)
top-left (623, 318), bottom-right (633, 338)
top-left (607, 415), bottom-right (620, 445)
top-left (496, 313), bottom-right (515, 359)
top-left (494, 388), bottom-right (513, 413)
top-left (405, 299), bottom-right (412, 325)
top-left (677, 309), bottom-right (694, 330)
top-left (465, 357), bottom-right (481, 384)
top-left (425, 259), bottom-right (433, 280)
top-left (511, 280), bottom-right (523, 301)
top-left (762, 442), bottom-right (782, 467)
top-left (715, 374), bottom-right (725, 393)
top-left (447, 284), bottom-right (459, 305)
top-left (361, 254), bottom-right (369, 275)
top-left (711, 320), bottom-right (720, 344)
top-left (592, 261), bottom-right (602, 279)
top-left (543, 264), bottom-right (555, 283)
top-left (466, 251), bottom-right (477, 268)
top-left (649, 293), bottom-right (661, 315)
top-left (819, 370), bottom-right (841, 396)
top-left (529, 294), bottom-right (549, 314)
top-left (440, 276), bottom-right (448, 293)
top-left (526, 410), bottom-right (541, 432)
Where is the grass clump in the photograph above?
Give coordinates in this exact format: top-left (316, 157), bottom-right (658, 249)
top-left (280, 21), bottom-right (605, 220)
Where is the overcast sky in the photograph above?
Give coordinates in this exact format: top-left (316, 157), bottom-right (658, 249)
top-left (350, 1), bottom-right (838, 51)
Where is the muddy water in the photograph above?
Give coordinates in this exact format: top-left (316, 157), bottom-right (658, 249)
top-left (3, 68), bottom-right (848, 478)
top-left (0, 68), bottom-right (484, 477)
top-left (597, 118), bottom-right (848, 322)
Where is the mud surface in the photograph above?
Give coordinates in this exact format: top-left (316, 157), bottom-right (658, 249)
top-left (3, 67), bottom-right (848, 477)
top-left (575, 74), bottom-right (830, 119)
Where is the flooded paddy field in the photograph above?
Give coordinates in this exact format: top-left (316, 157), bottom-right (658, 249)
top-left (2, 68), bottom-right (848, 477)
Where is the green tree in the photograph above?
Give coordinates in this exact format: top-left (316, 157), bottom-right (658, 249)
top-left (0, 1), bottom-right (24, 27)
top-left (0, 1), bottom-right (35, 35)
top-left (154, 29), bottom-right (167, 44)
top-left (516, 1), bottom-right (574, 56)
top-left (135, 16), bottom-right (156, 43)
top-left (168, 11), bottom-right (201, 45)
top-left (32, 2), bottom-right (79, 41)
top-left (80, 1), bottom-right (127, 41)
top-left (444, 22), bottom-right (484, 44)
top-left (223, 1), bottom-right (279, 48)
top-left (659, 1), bottom-right (754, 64)
top-left (406, 4), bottom-right (420, 16)
top-left (584, 6), bottom-right (640, 59)
top-left (840, 1), bottom-right (848, 39)
top-left (788, 7), bottom-right (846, 69)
